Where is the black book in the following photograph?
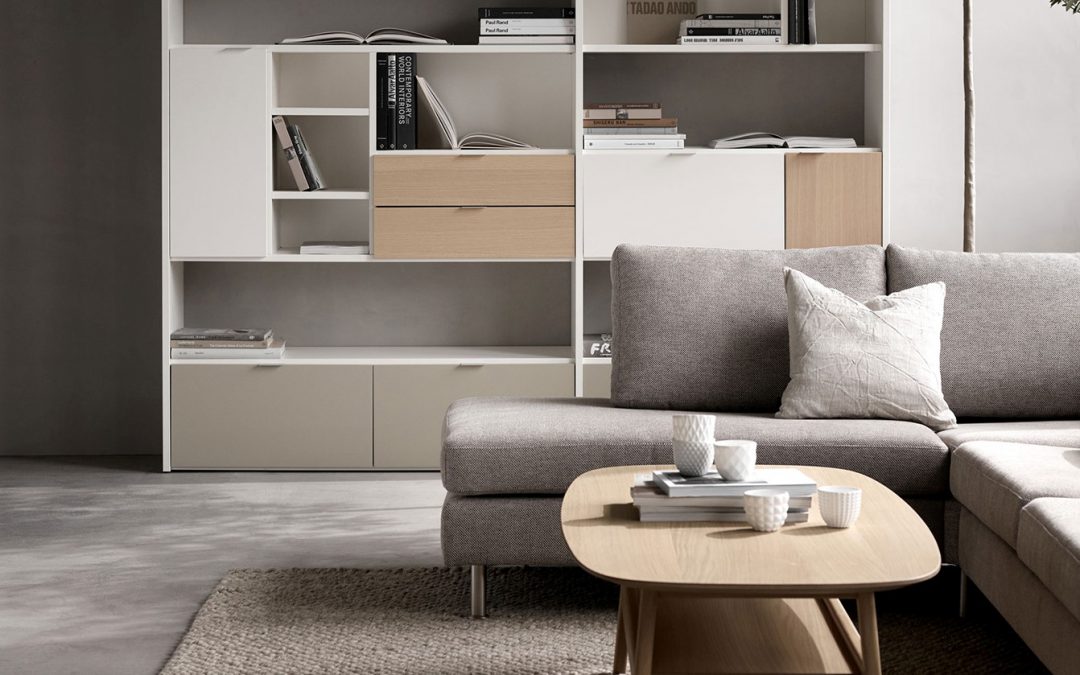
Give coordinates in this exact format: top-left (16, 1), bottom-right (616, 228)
top-left (478, 7), bottom-right (575, 19)
top-left (789, 0), bottom-right (803, 44)
top-left (685, 27), bottom-right (782, 36)
top-left (386, 54), bottom-right (398, 150)
top-left (289, 124), bottom-right (324, 190)
top-left (376, 53), bottom-right (389, 150)
top-left (697, 13), bottom-right (781, 20)
top-left (394, 53), bottom-right (417, 150)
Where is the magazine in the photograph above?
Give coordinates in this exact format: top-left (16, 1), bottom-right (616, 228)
top-left (416, 76), bottom-right (534, 150)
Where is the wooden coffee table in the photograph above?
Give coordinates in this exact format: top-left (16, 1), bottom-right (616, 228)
top-left (561, 465), bottom-right (941, 675)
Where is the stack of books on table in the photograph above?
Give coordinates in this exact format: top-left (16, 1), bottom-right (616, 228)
top-left (633, 468), bottom-right (817, 523)
top-left (583, 103), bottom-right (685, 150)
top-left (478, 7), bottom-right (575, 45)
top-left (170, 328), bottom-right (285, 360)
top-left (677, 13), bottom-right (784, 45)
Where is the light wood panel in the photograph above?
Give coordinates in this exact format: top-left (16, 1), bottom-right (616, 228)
top-left (561, 465), bottom-right (941, 594)
top-left (171, 365), bottom-right (373, 469)
top-left (373, 364), bottom-right (574, 468)
top-left (373, 207), bottom-right (574, 259)
top-left (373, 155), bottom-right (574, 206)
top-left (785, 153), bottom-right (883, 249)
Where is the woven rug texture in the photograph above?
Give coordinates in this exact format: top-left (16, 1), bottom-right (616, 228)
top-left (160, 567), bottom-right (1046, 675)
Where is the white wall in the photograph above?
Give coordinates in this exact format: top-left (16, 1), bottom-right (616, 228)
top-left (890, 0), bottom-right (1080, 252)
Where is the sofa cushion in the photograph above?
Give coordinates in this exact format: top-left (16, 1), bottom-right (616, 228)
top-left (1018, 498), bottom-right (1080, 624)
top-left (610, 244), bottom-right (886, 412)
top-left (938, 420), bottom-right (1080, 451)
top-left (442, 397), bottom-right (948, 496)
top-left (886, 245), bottom-right (1080, 419)
top-left (951, 441), bottom-right (1080, 548)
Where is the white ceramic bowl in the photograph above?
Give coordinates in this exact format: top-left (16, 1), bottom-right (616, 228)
top-left (743, 489), bottom-right (790, 532)
top-left (818, 486), bottom-right (862, 528)
top-left (713, 440), bottom-right (756, 481)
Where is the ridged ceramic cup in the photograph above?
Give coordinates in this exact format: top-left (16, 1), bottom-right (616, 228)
top-left (818, 486), bottom-right (862, 528)
top-left (713, 440), bottom-right (756, 481)
top-left (743, 489), bottom-right (790, 532)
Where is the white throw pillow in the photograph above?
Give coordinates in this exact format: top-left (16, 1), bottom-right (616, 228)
top-left (777, 267), bottom-right (957, 431)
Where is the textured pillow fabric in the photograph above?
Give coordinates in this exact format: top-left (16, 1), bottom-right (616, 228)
top-left (887, 245), bottom-right (1080, 419)
top-left (778, 268), bottom-right (957, 431)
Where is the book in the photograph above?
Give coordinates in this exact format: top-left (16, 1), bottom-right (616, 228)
top-left (789, 0), bottom-right (803, 44)
top-left (696, 13), bottom-right (782, 20)
top-left (583, 118), bottom-right (678, 128)
top-left (631, 475), bottom-right (814, 509)
top-left (652, 468), bottom-right (818, 498)
top-left (584, 127), bottom-right (681, 136)
top-left (386, 54), bottom-right (397, 149)
top-left (708, 132), bottom-right (856, 149)
top-left (584, 102), bottom-right (662, 109)
top-left (480, 26), bottom-right (576, 35)
top-left (170, 339), bottom-right (272, 349)
top-left (376, 53), bottom-right (388, 151)
top-left (290, 124), bottom-right (324, 190)
top-left (477, 35), bottom-right (574, 44)
top-left (394, 53), bottom-right (416, 150)
top-left (170, 328), bottom-right (273, 342)
top-left (638, 509), bottom-right (810, 524)
top-left (584, 135), bottom-right (685, 150)
top-left (683, 27), bottom-right (782, 36)
top-left (676, 36), bottom-right (782, 44)
top-left (479, 18), bottom-right (576, 29)
top-left (279, 29), bottom-right (448, 45)
top-left (583, 108), bottom-right (663, 120)
top-left (479, 8), bottom-right (575, 19)
top-left (626, 0), bottom-right (698, 43)
top-left (806, 0), bottom-right (817, 44)
top-left (172, 339), bottom-right (286, 360)
top-left (272, 116), bottom-right (311, 191)
top-left (683, 19), bottom-right (783, 29)
top-left (416, 76), bottom-right (534, 149)
top-left (299, 241), bottom-right (370, 255)
top-left (583, 333), bottom-right (612, 358)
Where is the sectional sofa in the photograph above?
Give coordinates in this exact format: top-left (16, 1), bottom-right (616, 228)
top-left (440, 243), bottom-right (1080, 673)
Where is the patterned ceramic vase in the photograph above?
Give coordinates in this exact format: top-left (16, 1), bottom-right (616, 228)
top-left (743, 489), bottom-right (790, 532)
top-left (672, 414), bottom-right (716, 477)
top-left (714, 440), bottom-right (756, 481)
top-left (818, 486), bottom-right (862, 528)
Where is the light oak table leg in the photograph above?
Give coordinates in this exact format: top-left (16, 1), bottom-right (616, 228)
top-left (613, 587), bottom-right (628, 674)
top-left (635, 590), bottom-right (658, 675)
top-left (622, 587), bottom-right (640, 675)
top-left (857, 593), bottom-right (882, 675)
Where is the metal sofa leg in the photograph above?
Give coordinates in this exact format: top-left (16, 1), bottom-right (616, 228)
top-left (471, 565), bottom-right (486, 619)
top-left (959, 568), bottom-right (969, 618)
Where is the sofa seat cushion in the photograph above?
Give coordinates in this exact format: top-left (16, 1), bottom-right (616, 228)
top-left (938, 420), bottom-right (1080, 451)
top-left (442, 397), bottom-right (949, 496)
top-left (951, 442), bottom-right (1080, 548)
top-left (1018, 498), bottom-right (1080, 624)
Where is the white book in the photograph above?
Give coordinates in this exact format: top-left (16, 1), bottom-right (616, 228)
top-left (299, 241), bottom-right (370, 255)
top-left (631, 477), bottom-right (814, 509)
top-left (584, 135), bottom-right (685, 150)
top-left (677, 36), bottom-right (782, 44)
top-left (172, 339), bottom-right (286, 360)
top-left (480, 18), bottom-right (576, 28)
top-left (583, 127), bottom-right (680, 135)
top-left (652, 468), bottom-right (818, 498)
top-left (480, 27), bottom-right (575, 35)
top-left (416, 76), bottom-right (534, 149)
top-left (477, 35), bottom-right (574, 44)
top-left (583, 108), bottom-right (663, 120)
top-left (638, 509), bottom-right (810, 524)
top-left (683, 19), bottom-right (783, 28)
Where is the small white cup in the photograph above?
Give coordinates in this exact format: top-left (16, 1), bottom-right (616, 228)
top-left (672, 414), bottom-right (715, 443)
top-left (673, 439), bottom-right (715, 477)
top-left (818, 486), bottom-right (862, 528)
top-left (713, 440), bottom-right (756, 481)
top-left (743, 489), bottom-right (790, 532)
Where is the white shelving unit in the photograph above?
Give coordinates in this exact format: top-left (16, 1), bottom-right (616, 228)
top-left (162, 0), bottom-right (890, 471)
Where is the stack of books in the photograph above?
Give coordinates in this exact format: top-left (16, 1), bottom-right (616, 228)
top-left (170, 328), bottom-right (285, 360)
top-left (633, 468), bottom-right (817, 523)
top-left (677, 13), bottom-right (784, 45)
top-left (376, 53), bottom-right (417, 151)
top-left (478, 7), bottom-right (575, 45)
top-left (583, 103), bottom-right (685, 150)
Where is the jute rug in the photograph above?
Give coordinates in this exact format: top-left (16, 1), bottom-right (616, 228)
top-left (161, 567), bottom-right (1046, 674)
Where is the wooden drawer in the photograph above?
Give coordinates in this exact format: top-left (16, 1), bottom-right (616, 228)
top-left (171, 365), bottom-right (373, 469)
top-left (373, 155), bottom-right (574, 207)
top-left (583, 362), bottom-right (612, 399)
top-left (785, 153), bottom-right (883, 248)
top-left (373, 364), bottom-right (574, 468)
top-left (582, 153), bottom-right (785, 258)
top-left (373, 206), bottom-right (574, 259)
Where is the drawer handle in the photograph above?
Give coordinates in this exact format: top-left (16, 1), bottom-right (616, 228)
top-left (254, 362), bottom-right (284, 368)
top-left (668, 151), bottom-right (698, 157)
top-left (459, 206), bottom-right (488, 210)
top-left (456, 363), bottom-right (485, 368)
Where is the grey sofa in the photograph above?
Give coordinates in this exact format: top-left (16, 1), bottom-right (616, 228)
top-left (440, 243), bottom-right (1080, 672)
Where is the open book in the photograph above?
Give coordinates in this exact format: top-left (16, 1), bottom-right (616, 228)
top-left (708, 132), bottom-right (857, 149)
top-left (416, 76), bottom-right (534, 150)
top-left (280, 29), bottom-right (449, 45)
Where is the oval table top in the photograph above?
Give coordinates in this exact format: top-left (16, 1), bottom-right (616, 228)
top-left (560, 465), bottom-right (941, 596)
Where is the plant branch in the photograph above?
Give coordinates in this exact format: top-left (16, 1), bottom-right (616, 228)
top-left (1049, 0), bottom-right (1080, 13)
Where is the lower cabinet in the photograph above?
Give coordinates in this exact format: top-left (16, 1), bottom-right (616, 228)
top-left (171, 365), bottom-right (374, 469)
top-left (373, 364), bottom-right (575, 468)
top-left (583, 362), bottom-right (612, 399)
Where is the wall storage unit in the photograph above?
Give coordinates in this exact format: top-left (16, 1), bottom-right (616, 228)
top-left (162, 0), bottom-right (891, 470)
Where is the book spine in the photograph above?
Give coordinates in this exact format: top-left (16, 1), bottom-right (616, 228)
top-left (678, 36), bottom-right (782, 44)
top-left (386, 54), bottom-right (397, 150)
top-left (375, 53), bottom-right (388, 150)
top-left (789, 0), bottom-right (802, 44)
top-left (171, 340), bottom-right (271, 349)
top-left (584, 138), bottom-right (684, 149)
top-left (582, 127), bottom-right (680, 135)
top-left (684, 27), bottom-right (782, 36)
top-left (290, 125), bottom-right (323, 190)
top-left (582, 117), bottom-right (678, 127)
top-left (807, 0), bottom-right (817, 44)
top-left (272, 115), bottom-right (310, 191)
top-left (479, 18), bottom-right (575, 29)
top-left (478, 8), bottom-right (575, 19)
top-left (684, 19), bottom-right (783, 28)
top-left (395, 53), bottom-right (416, 150)
top-left (584, 102), bottom-right (661, 109)
top-left (480, 26), bottom-right (576, 35)
top-left (582, 109), bottom-right (663, 120)
top-left (697, 13), bottom-right (781, 20)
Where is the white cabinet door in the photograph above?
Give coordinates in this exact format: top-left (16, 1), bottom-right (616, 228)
top-left (170, 48), bottom-right (267, 258)
top-left (583, 152), bottom-right (785, 258)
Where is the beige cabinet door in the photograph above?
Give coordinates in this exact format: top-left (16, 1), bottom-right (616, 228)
top-left (374, 364), bottom-right (574, 469)
top-left (583, 362), bottom-right (613, 399)
top-left (171, 365), bottom-right (373, 469)
top-left (785, 152), bottom-right (883, 249)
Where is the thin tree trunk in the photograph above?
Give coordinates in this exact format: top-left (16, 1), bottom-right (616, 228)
top-left (963, 0), bottom-right (976, 252)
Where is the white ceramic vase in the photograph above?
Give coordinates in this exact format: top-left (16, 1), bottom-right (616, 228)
top-left (673, 439), bottom-right (715, 477)
top-left (818, 486), bottom-right (862, 528)
top-left (713, 440), bottom-right (756, 481)
top-left (743, 489), bottom-right (790, 532)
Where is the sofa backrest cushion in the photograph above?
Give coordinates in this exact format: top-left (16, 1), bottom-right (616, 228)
top-left (886, 245), bottom-right (1080, 419)
top-left (610, 244), bottom-right (887, 412)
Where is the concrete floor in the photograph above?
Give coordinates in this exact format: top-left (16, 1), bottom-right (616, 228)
top-left (0, 456), bottom-right (446, 675)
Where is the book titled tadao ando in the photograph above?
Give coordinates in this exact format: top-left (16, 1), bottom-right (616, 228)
top-left (626, 1), bottom-right (699, 43)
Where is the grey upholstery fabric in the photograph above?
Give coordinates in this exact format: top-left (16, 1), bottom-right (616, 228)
top-left (960, 508), bottom-right (1080, 675)
top-left (610, 244), bottom-right (886, 412)
top-left (442, 397), bottom-right (949, 496)
top-left (441, 494), bottom-right (575, 567)
top-left (938, 420), bottom-right (1080, 451)
top-left (1018, 499), bottom-right (1080, 624)
top-left (886, 245), bottom-right (1080, 419)
top-left (950, 441), bottom-right (1080, 548)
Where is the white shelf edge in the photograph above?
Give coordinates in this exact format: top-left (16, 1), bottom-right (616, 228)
top-left (170, 346), bottom-right (576, 366)
top-left (171, 255), bottom-right (573, 263)
top-left (582, 357), bottom-right (612, 365)
top-left (582, 43), bottom-right (882, 54)
top-left (271, 107), bottom-right (370, 116)
top-left (371, 148), bottom-right (574, 156)
top-left (271, 190), bottom-right (371, 200)
top-left (581, 147), bottom-right (882, 156)
top-left (166, 44), bottom-right (575, 54)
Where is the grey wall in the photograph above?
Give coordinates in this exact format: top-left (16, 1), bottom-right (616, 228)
top-left (0, 3), bottom-right (161, 455)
